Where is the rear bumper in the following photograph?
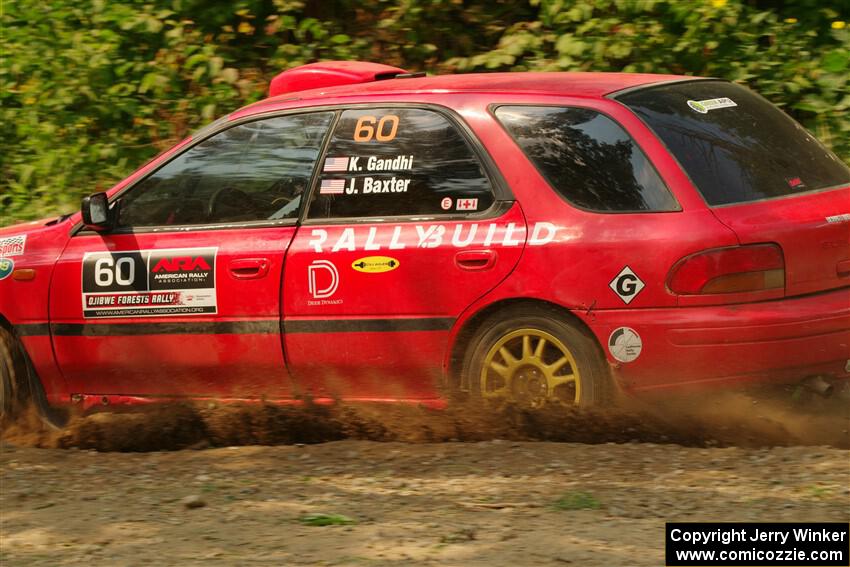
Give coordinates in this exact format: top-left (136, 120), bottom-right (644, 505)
top-left (584, 286), bottom-right (850, 391)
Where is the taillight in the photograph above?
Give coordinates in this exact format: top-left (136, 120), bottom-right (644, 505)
top-left (668, 244), bottom-right (785, 295)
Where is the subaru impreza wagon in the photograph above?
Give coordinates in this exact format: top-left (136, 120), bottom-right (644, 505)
top-left (1, 61), bottom-right (848, 425)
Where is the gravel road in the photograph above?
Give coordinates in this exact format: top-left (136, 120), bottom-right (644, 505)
top-left (1, 395), bottom-right (848, 566)
top-left (1, 441), bottom-right (849, 566)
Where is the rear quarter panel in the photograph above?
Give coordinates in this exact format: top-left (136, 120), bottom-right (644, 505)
top-left (447, 94), bottom-right (741, 379)
top-left (458, 93), bottom-right (738, 307)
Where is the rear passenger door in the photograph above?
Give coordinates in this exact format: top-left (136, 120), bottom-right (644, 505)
top-left (282, 106), bottom-right (526, 401)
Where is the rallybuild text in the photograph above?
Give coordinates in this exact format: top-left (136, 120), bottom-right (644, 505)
top-left (665, 522), bottom-right (849, 567)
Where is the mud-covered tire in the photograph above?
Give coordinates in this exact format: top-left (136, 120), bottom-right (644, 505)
top-left (0, 326), bottom-right (28, 421)
top-left (461, 305), bottom-right (614, 407)
top-left (0, 327), bottom-right (67, 428)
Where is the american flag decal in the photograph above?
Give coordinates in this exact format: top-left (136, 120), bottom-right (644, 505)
top-left (323, 157), bottom-right (350, 172)
top-left (320, 179), bottom-right (346, 195)
top-left (0, 234), bottom-right (26, 257)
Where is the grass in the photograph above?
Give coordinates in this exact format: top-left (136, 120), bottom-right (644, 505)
top-left (552, 491), bottom-right (601, 511)
top-left (807, 485), bottom-right (833, 499)
top-left (298, 513), bottom-right (357, 526)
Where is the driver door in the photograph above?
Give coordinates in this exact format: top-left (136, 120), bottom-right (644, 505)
top-left (48, 111), bottom-right (334, 399)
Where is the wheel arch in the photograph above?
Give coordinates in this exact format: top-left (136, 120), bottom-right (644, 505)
top-left (446, 297), bottom-right (608, 390)
top-left (0, 312), bottom-right (38, 364)
top-left (0, 311), bottom-right (67, 428)
top-left (0, 312), bottom-right (13, 333)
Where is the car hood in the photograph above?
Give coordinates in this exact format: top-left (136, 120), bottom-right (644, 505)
top-left (0, 215), bottom-right (71, 237)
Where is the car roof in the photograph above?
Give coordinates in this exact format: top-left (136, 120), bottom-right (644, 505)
top-left (237, 71), bottom-right (696, 117)
top-left (270, 71), bottom-right (688, 101)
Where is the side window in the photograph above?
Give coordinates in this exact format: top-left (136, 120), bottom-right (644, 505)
top-left (307, 108), bottom-right (495, 220)
top-left (117, 112), bottom-right (333, 227)
top-left (494, 106), bottom-right (679, 212)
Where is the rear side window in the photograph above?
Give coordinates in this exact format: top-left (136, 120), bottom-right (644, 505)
top-left (618, 80), bottom-right (850, 206)
top-left (494, 106), bottom-right (678, 212)
top-left (307, 108), bottom-right (494, 219)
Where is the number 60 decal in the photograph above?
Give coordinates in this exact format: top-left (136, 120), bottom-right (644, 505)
top-left (94, 256), bottom-right (136, 287)
top-left (353, 115), bottom-right (399, 142)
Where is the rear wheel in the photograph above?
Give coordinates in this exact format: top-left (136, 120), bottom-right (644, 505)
top-left (461, 306), bottom-right (613, 407)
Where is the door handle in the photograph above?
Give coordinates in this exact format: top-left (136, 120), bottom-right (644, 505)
top-left (837, 260), bottom-right (850, 278)
top-left (229, 258), bottom-right (270, 280)
top-left (455, 250), bottom-right (497, 271)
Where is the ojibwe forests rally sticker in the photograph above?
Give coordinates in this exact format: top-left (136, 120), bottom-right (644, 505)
top-left (81, 247), bottom-right (217, 318)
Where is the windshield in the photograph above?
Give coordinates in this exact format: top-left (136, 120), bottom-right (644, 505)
top-left (618, 80), bottom-right (850, 206)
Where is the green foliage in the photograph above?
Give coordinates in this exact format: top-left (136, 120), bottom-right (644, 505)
top-left (1, 0), bottom-right (847, 224)
top-left (448, 0), bottom-right (850, 161)
top-left (552, 490), bottom-right (602, 511)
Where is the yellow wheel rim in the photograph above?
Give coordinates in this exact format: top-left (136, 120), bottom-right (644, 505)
top-left (480, 329), bottom-right (581, 406)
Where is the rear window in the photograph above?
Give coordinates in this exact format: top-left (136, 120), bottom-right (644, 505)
top-left (618, 80), bottom-right (850, 206)
top-left (494, 106), bottom-right (678, 212)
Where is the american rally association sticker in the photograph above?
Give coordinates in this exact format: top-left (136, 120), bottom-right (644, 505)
top-left (351, 256), bottom-right (400, 274)
top-left (609, 266), bottom-right (645, 305)
top-left (608, 327), bottom-right (642, 363)
top-left (0, 258), bottom-right (14, 280)
top-left (81, 247), bottom-right (217, 318)
top-left (0, 235), bottom-right (26, 257)
top-left (687, 97), bottom-right (737, 114)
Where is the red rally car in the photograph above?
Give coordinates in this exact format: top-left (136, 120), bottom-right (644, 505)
top-left (1, 61), bottom-right (849, 425)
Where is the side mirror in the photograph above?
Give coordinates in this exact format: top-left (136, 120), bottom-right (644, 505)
top-left (81, 192), bottom-right (114, 232)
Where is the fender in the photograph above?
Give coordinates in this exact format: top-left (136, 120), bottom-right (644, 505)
top-left (0, 218), bottom-right (75, 405)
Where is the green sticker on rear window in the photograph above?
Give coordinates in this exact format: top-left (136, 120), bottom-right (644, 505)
top-left (687, 97), bottom-right (737, 114)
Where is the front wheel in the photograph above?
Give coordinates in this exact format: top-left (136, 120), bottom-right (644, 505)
top-left (0, 326), bottom-right (28, 421)
top-left (0, 326), bottom-right (67, 429)
top-left (461, 306), bottom-right (613, 407)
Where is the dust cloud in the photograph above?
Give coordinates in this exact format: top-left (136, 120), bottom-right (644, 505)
top-left (2, 386), bottom-right (847, 452)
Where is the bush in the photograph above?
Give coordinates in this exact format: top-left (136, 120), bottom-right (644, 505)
top-left (1, 0), bottom-right (847, 224)
top-left (447, 0), bottom-right (850, 164)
